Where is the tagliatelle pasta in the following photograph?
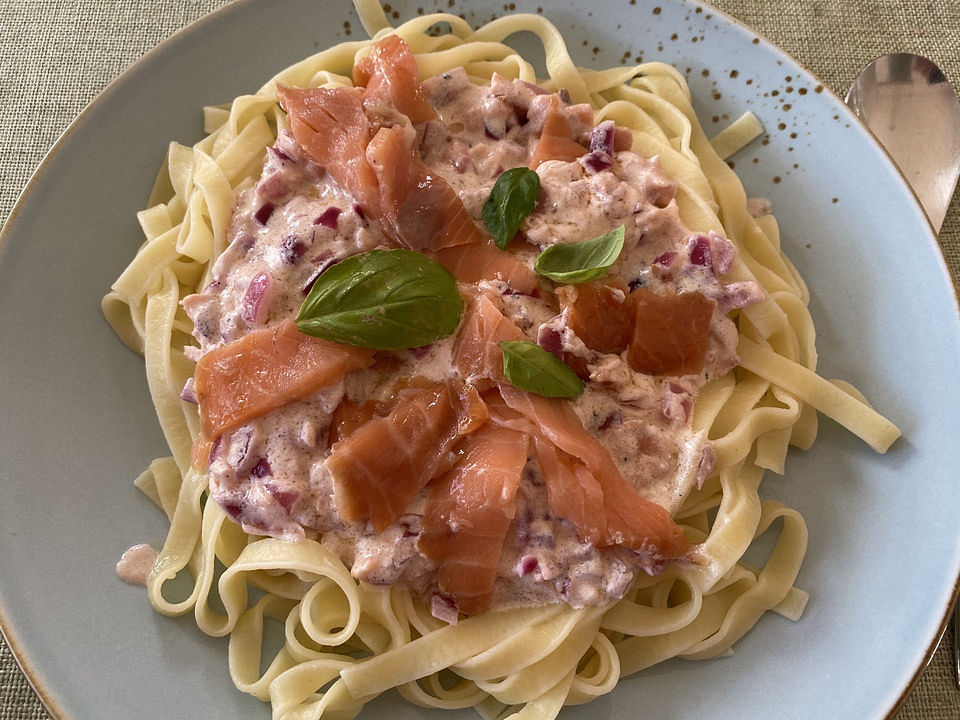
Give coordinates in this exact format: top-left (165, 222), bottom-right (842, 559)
top-left (102, 2), bottom-right (900, 718)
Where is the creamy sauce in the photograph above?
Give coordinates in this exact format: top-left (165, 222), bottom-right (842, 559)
top-left (116, 544), bottom-right (159, 586)
top-left (181, 70), bottom-right (761, 616)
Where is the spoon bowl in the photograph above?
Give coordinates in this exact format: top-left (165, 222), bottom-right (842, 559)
top-left (845, 53), bottom-right (960, 232)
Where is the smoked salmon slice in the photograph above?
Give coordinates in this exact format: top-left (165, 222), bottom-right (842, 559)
top-left (276, 84), bottom-right (384, 227)
top-left (326, 380), bottom-right (489, 533)
top-left (430, 241), bottom-right (538, 294)
top-left (454, 293), bottom-right (526, 385)
top-left (329, 399), bottom-right (380, 445)
top-left (627, 289), bottom-right (716, 376)
top-left (507, 387), bottom-right (689, 559)
top-left (353, 35), bottom-right (437, 123)
top-left (529, 96), bottom-right (589, 170)
top-left (194, 319), bottom-right (374, 439)
top-left (531, 438), bottom-right (688, 558)
top-left (558, 280), bottom-right (633, 355)
top-left (419, 423), bottom-right (530, 615)
top-left (366, 124), bottom-right (488, 251)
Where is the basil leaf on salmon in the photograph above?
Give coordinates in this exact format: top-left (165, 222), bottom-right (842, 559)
top-left (499, 340), bottom-right (585, 398)
top-left (296, 249), bottom-right (462, 350)
top-left (534, 225), bottom-right (625, 284)
top-left (482, 167), bottom-right (541, 250)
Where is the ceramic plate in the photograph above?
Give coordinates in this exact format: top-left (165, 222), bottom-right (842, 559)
top-left (2, 0), bottom-right (959, 718)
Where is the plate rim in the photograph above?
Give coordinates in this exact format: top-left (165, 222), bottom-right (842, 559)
top-left (1, 0), bottom-right (958, 718)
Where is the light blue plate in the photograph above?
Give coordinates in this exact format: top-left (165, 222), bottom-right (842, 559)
top-left (1, 0), bottom-right (958, 718)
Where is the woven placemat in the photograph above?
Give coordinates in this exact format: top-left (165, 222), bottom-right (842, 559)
top-left (1, 1), bottom-right (958, 719)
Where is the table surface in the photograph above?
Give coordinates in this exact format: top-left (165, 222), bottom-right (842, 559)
top-left (1, 1), bottom-right (959, 719)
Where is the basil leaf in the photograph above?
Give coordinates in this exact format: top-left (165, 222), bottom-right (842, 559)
top-left (296, 249), bottom-right (462, 350)
top-left (534, 225), bottom-right (625, 284)
top-left (499, 341), bottom-right (585, 399)
top-left (482, 167), bottom-right (541, 250)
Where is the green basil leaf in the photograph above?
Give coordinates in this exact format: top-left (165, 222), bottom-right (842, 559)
top-left (499, 340), bottom-right (585, 399)
top-left (482, 167), bottom-right (541, 250)
top-left (296, 249), bottom-right (462, 350)
top-left (533, 225), bottom-right (625, 284)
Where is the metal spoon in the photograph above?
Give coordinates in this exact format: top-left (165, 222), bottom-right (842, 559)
top-left (846, 53), bottom-right (960, 688)
top-left (845, 53), bottom-right (960, 231)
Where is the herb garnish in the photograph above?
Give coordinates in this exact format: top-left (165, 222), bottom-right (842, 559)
top-left (482, 167), bottom-right (541, 249)
top-left (296, 249), bottom-right (462, 350)
top-left (534, 225), bottom-right (625, 284)
top-left (499, 340), bottom-right (585, 398)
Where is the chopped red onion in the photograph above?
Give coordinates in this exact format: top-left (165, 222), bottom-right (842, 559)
top-left (555, 577), bottom-right (571, 600)
top-left (590, 120), bottom-right (616, 155)
top-left (430, 592), bottom-right (460, 625)
top-left (209, 435), bottom-right (223, 462)
top-left (280, 234), bottom-right (306, 264)
top-left (179, 378), bottom-right (197, 404)
top-left (580, 151), bottom-right (613, 174)
top-left (241, 272), bottom-right (274, 325)
top-left (661, 384), bottom-right (692, 424)
top-left (536, 324), bottom-right (564, 360)
top-left (409, 344), bottom-right (433, 359)
top-left (256, 173), bottom-right (290, 202)
top-left (352, 203), bottom-right (366, 222)
top-left (688, 234), bottom-right (713, 268)
top-left (710, 233), bottom-right (737, 275)
top-left (226, 427), bottom-right (258, 474)
top-left (219, 500), bottom-right (243, 520)
top-left (720, 281), bottom-right (764, 311)
top-left (521, 80), bottom-right (550, 95)
top-left (253, 202), bottom-right (275, 226)
top-left (267, 145), bottom-right (292, 163)
top-left (517, 555), bottom-right (539, 577)
top-left (314, 206), bottom-right (341, 228)
top-left (263, 482), bottom-right (299, 512)
top-left (654, 251), bottom-right (678, 269)
top-left (695, 444), bottom-right (717, 489)
top-left (251, 457), bottom-right (272, 478)
top-left (453, 153), bottom-right (472, 173)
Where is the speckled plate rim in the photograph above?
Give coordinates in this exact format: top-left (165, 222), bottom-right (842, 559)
top-left (0, 1), bottom-right (958, 719)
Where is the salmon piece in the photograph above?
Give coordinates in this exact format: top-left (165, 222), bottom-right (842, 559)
top-left (430, 241), bottom-right (538, 294)
top-left (454, 293), bottom-right (526, 385)
top-left (329, 399), bottom-right (380, 445)
top-left (627, 289), bottom-right (716, 376)
top-left (419, 423), bottom-right (530, 615)
top-left (501, 384), bottom-right (689, 559)
top-left (327, 381), bottom-right (489, 533)
top-left (194, 319), bottom-right (374, 439)
top-left (353, 35), bottom-right (437, 123)
top-left (530, 97), bottom-right (589, 170)
top-left (558, 281), bottom-right (633, 355)
top-left (532, 438), bottom-right (607, 544)
top-left (366, 124), bottom-right (487, 250)
top-left (277, 84), bottom-right (384, 226)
